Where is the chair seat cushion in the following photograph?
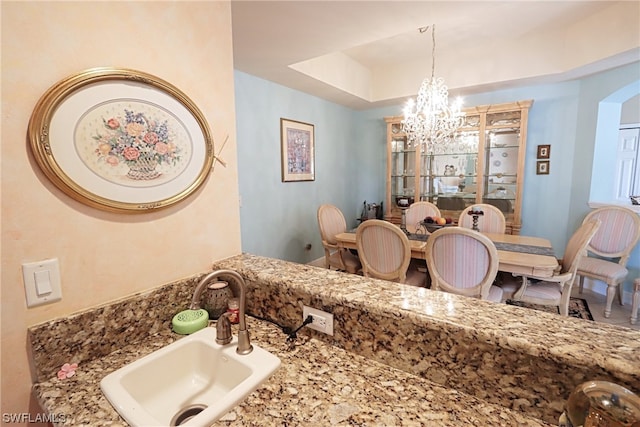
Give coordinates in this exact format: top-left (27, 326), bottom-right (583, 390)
top-left (487, 285), bottom-right (504, 302)
top-left (578, 256), bottom-right (628, 282)
top-left (518, 281), bottom-right (562, 300)
top-left (498, 280), bottom-right (517, 300)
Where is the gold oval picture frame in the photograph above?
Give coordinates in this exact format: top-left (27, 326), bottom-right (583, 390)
top-left (28, 67), bottom-right (214, 213)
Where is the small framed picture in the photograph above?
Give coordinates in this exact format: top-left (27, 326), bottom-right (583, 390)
top-left (537, 144), bottom-right (550, 159)
top-left (280, 118), bottom-right (315, 182)
top-left (536, 160), bottom-right (550, 175)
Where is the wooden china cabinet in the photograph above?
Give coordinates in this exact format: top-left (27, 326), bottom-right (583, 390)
top-left (385, 99), bottom-right (533, 235)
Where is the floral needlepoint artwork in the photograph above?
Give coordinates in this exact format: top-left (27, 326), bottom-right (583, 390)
top-left (93, 109), bottom-right (182, 181)
top-left (57, 363), bottom-right (78, 380)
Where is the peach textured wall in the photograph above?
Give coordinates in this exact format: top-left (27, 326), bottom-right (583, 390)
top-left (1, 1), bottom-right (240, 421)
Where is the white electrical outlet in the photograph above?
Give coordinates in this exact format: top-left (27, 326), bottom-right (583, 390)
top-left (302, 305), bottom-right (334, 335)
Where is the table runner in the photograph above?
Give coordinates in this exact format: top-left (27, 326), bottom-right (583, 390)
top-left (408, 233), bottom-right (556, 257)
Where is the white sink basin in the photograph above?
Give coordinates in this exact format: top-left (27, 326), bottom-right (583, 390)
top-left (100, 326), bottom-right (281, 426)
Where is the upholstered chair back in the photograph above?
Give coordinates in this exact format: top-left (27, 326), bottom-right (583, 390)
top-left (405, 201), bottom-right (441, 232)
top-left (356, 219), bottom-right (412, 283)
top-left (318, 204), bottom-right (347, 245)
top-left (458, 203), bottom-right (506, 234)
top-left (425, 227), bottom-right (501, 301)
top-left (583, 206), bottom-right (640, 263)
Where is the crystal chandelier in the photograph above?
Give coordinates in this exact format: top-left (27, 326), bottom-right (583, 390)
top-left (402, 25), bottom-right (464, 153)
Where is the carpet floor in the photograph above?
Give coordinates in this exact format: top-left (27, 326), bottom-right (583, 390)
top-left (506, 297), bottom-right (594, 321)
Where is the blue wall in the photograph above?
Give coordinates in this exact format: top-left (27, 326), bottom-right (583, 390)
top-left (235, 71), bottom-right (361, 264)
top-left (234, 63), bottom-right (639, 295)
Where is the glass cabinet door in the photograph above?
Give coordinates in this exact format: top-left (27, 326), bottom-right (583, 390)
top-left (390, 123), bottom-right (416, 205)
top-left (385, 100), bottom-right (531, 233)
top-left (426, 113), bottom-right (481, 217)
top-left (483, 110), bottom-right (523, 223)
top-left (418, 151), bottom-right (434, 202)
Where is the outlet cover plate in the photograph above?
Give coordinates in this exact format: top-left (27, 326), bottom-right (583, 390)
top-left (302, 305), bottom-right (333, 335)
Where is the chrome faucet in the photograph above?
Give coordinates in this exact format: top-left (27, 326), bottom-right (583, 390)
top-left (190, 269), bottom-right (253, 355)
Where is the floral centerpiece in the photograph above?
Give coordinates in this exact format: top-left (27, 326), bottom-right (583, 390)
top-left (93, 109), bottom-right (180, 180)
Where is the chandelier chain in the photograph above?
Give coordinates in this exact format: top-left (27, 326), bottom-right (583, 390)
top-left (430, 24), bottom-right (436, 81)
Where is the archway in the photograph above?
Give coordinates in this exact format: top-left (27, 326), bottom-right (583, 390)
top-left (589, 80), bottom-right (640, 202)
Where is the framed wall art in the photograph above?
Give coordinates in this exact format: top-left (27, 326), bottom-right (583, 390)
top-left (280, 118), bottom-right (315, 182)
top-left (536, 160), bottom-right (550, 175)
top-left (536, 144), bottom-right (550, 159)
top-left (28, 67), bottom-right (214, 213)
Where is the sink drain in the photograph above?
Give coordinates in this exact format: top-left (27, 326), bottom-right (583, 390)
top-left (170, 404), bottom-right (207, 426)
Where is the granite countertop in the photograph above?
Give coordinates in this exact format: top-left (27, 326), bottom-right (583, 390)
top-left (33, 317), bottom-right (552, 426)
top-left (214, 255), bottom-right (640, 381)
top-left (30, 254), bottom-right (639, 425)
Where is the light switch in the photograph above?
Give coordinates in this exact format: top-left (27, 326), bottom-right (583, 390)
top-left (34, 270), bottom-right (53, 296)
top-left (23, 258), bottom-right (62, 307)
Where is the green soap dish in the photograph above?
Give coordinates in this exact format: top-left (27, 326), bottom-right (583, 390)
top-left (172, 309), bottom-right (209, 335)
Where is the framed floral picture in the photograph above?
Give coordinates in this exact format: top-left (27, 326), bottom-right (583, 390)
top-left (28, 68), bottom-right (214, 213)
top-left (280, 118), bottom-right (315, 182)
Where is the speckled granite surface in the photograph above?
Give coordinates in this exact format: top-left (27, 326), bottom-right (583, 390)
top-left (29, 275), bottom-right (200, 383)
top-left (29, 254), bottom-right (640, 426)
top-left (213, 255), bottom-right (640, 423)
top-left (32, 318), bottom-right (553, 426)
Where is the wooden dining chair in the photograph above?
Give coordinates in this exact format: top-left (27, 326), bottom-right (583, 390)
top-left (458, 203), bottom-right (506, 234)
top-left (356, 219), bottom-right (427, 287)
top-left (405, 201), bottom-right (441, 233)
top-left (425, 227), bottom-right (503, 302)
top-left (499, 219), bottom-right (601, 316)
top-left (317, 204), bottom-right (361, 274)
top-left (576, 206), bottom-right (640, 317)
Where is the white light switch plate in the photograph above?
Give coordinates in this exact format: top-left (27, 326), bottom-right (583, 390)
top-left (23, 258), bottom-right (62, 307)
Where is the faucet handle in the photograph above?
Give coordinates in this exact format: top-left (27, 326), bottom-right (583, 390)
top-left (215, 313), bottom-right (232, 345)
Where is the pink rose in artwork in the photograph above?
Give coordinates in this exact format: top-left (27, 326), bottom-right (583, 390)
top-left (143, 132), bottom-right (159, 145)
top-left (106, 118), bottom-right (120, 129)
top-left (123, 147), bottom-right (140, 161)
top-left (154, 142), bottom-right (169, 155)
top-left (106, 156), bottom-right (119, 166)
top-left (57, 363), bottom-right (78, 380)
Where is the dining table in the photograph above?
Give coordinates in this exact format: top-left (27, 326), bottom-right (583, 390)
top-left (335, 227), bottom-right (560, 278)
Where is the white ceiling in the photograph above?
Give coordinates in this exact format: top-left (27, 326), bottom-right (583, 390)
top-left (231, 1), bottom-right (640, 110)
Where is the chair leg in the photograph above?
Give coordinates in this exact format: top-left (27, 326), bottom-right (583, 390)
top-left (631, 280), bottom-right (640, 325)
top-left (513, 276), bottom-right (528, 300)
top-left (578, 275), bottom-right (584, 294)
top-left (605, 282), bottom-right (618, 318)
top-left (617, 283), bottom-right (624, 306)
top-left (559, 291), bottom-right (572, 316)
top-left (323, 249), bottom-right (331, 269)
